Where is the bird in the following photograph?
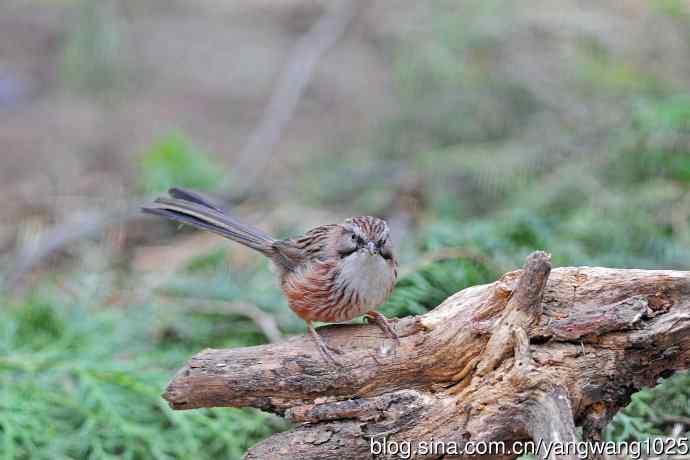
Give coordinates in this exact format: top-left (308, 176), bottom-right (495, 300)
top-left (142, 188), bottom-right (399, 364)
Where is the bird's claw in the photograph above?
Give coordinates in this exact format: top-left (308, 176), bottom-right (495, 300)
top-left (366, 311), bottom-right (401, 346)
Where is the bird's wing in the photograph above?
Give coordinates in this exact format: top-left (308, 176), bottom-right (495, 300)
top-left (270, 240), bottom-right (306, 272)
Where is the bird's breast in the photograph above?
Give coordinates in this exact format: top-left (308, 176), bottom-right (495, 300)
top-left (336, 252), bottom-right (396, 310)
top-left (281, 254), bottom-right (396, 323)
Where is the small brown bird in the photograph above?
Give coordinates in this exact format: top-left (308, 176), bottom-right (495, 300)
top-left (142, 188), bottom-right (399, 364)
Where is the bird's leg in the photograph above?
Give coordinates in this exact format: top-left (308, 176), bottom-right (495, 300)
top-left (365, 311), bottom-right (400, 345)
top-left (306, 320), bottom-right (342, 366)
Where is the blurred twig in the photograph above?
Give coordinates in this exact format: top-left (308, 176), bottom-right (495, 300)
top-left (8, 203), bottom-right (141, 290)
top-left (158, 295), bottom-right (283, 344)
top-left (7, 1), bottom-right (359, 289)
top-left (233, 0), bottom-right (359, 197)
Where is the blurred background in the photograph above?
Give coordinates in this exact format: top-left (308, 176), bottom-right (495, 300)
top-left (2, 0), bottom-right (690, 458)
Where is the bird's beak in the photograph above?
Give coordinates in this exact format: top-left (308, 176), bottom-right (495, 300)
top-left (367, 241), bottom-right (377, 255)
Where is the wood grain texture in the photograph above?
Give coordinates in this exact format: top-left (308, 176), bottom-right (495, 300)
top-left (163, 252), bottom-right (690, 459)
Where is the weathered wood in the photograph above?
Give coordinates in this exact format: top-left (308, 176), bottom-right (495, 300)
top-left (476, 251), bottom-right (551, 375)
top-left (162, 252), bottom-right (690, 459)
top-left (522, 386), bottom-right (579, 460)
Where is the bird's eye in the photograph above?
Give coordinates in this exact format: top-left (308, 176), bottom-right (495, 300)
top-left (351, 233), bottom-right (357, 241)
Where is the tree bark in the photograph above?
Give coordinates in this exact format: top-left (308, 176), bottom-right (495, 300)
top-left (162, 251), bottom-right (690, 459)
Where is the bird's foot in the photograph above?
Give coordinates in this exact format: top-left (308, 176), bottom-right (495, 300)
top-left (317, 338), bottom-right (343, 366)
top-left (365, 311), bottom-right (401, 346)
top-left (307, 321), bottom-right (343, 366)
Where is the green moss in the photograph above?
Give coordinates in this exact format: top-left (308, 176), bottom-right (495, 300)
top-left (184, 249), bottom-right (228, 273)
top-left (651, 0), bottom-right (689, 18)
top-left (0, 291), bottom-right (286, 460)
top-left (607, 372), bottom-right (690, 441)
top-left (138, 132), bottom-right (225, 194)
top-left (381, 258), bottom-right (496, 318)
top-left (576, 38), bottom-right (662, 94)
top-left (13, 298), bottom-right (65, 350)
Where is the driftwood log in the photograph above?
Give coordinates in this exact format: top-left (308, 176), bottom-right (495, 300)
top-left (163, 251), bottom-right (690, 459)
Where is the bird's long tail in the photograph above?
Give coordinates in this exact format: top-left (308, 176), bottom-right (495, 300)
top-left (142, 188), bottom-right (275, 253)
